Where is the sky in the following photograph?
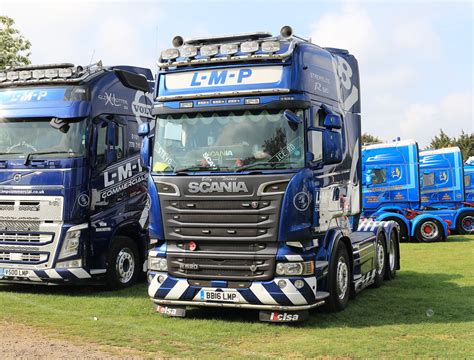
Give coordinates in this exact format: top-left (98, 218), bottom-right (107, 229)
top-left (1, 0), bottom-right (473, 147)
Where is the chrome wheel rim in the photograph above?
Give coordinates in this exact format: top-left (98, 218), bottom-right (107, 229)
top-left (376, 239), bottom-right (385, 275)
top-left (389, 238), bottom-right (395, 271)
top-left (336, 256), bottom-right (349, 300)
top-left (116, 248), bottom-right (135, 284)
top-left (461, 216), bottom-right (474, 233)
top-left (421, 221), bottom-right (439, 240)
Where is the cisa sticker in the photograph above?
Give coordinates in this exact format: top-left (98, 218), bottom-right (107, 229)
top-left (293, 191), bottom-right (311, 212)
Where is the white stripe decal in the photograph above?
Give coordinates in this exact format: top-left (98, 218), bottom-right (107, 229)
top-left (249, 283), bottom-right (278, 305)
top-left (69, 268), bottom-right (91, 279)
top-left (165, 280), bottom-right (189, 300)
top-left (284, 255), bottom-right (304, 261)
top-left (45, 269), bottom-right (61, 279)
top-left (148, 274), bottom-right (166, 297)
top-left (278, 280), bottom-right (307, 305)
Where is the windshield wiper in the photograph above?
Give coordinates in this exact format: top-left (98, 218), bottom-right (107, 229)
top-left (173, 165), bottom-right (230, 174)
top-left (235, 161), bottom-right (298, 172)
top-left (24, 151), bottom-right (79, 165)
top-left (0, 152), bottom-right (22, 156)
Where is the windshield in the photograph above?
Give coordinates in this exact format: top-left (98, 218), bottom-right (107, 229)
top-left (0, 118), bottom-right (87, 157)
top-left (153, 109), bottom-right (305, 173)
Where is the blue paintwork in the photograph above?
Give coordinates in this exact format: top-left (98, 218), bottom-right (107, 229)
top-left (362, 142), bottom-right (471, 238)
top-left (145, 34), bottom-right (399, 313)
top-left (0, 65), bottom-right (154, 284)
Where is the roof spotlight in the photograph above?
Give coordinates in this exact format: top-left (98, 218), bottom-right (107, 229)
top-left (172, 36), bottom-right (184, 48)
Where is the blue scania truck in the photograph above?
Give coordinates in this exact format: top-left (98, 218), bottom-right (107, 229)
top-left (0, 62), bottom-right (153, 287)
top-left (362, 141), bottom-right (473, 242)
top-left (140, 27), bottom-right (400, 322)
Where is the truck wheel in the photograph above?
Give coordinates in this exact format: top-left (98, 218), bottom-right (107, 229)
top-left (106, 236), bottom-right (140, 289)
top-left (326, 241), bottom-right (351, 312)
top-left (372, 234), bottom-right (386, 288)
top-left (456, 211), bottom-right (474, 235)
top-left (384, 229), bottom-right (399, 280)
top-left (384, 217), bottom-right (409, 242)
top-left (415, 219), bottom-right (443, 242)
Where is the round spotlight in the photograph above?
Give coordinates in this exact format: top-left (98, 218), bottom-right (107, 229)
top-left (278, 279), bottom-right (287, 289)
top-left (172, 36), bottom-right (184, 48)
top-left (157, 275), bottom-right (166, 284)
top-left (280, 25), bottom-right (293, 39)
top-left (294, 279), bottom-right (305, 289)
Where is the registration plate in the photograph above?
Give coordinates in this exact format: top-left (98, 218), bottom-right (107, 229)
top-left (0, 268), bottom-right (30, 278)
top-left (199, 289), bottom-right (240, 303)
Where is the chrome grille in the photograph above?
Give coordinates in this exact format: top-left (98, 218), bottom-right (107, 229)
top-left (0, 221), bottom-right (41, 232)
top-left (0, 251), bottom-right (48, 264)
top-left (0, 232), bottom-right (53, 244)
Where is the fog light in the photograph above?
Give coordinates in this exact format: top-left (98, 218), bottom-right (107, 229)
top-left (294, 279), bottom-right (305, 289)
top-left (278, 279), bottom-right (287, 289)
top-left (158, 275), bottom-right (166, 284)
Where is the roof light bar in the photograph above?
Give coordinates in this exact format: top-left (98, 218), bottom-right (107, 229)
top-left (200, 44), bottom-right (219, 57)
top-left (220, 43), bottom-right (239, 55)
top-left (240, 41), bottom-right (259, 54)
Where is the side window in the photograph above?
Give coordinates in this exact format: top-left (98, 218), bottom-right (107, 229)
top-left (94, 119), bottom-right (125, 168)
top-left (422, 172), bottom-right (435, 187)
top-left (372, 169), bottom-right (386, 185)
top-left (465, 175), bottom-right (471, 187)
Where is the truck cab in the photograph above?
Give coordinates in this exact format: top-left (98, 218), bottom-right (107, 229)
top-left (0, 63), bottom-right (153, 287)
top-left (142, 27), bottom-right (400, 322)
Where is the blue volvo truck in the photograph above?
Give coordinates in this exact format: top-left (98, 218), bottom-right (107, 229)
top-left (0, 62), bottom-right (153, 288)
top-left (140, 27), bottom-right (400, 322)
top-left (362, 141), bottom-right (473, 241)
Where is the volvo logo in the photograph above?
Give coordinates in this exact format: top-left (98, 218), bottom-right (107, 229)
top-left (13, 174), bottom-right (22, 182)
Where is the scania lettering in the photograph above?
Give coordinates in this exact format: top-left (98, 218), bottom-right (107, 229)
top-left (142, 27), bottom-right (401, 322)
top-left (0, 63), bottom-right (154, 287)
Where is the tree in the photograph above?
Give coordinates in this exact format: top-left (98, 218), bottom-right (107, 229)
top-left (426, 129), bottom-right (474, 162)
top-left (0, 16), bottom-right (31, 69)
top-left (361, 133), bottom-right (381, 145)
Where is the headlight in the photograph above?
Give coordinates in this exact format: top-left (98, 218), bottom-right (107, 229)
top-left (58, 224), bottom-right (87, 260)
top-left (148, 256), bottom-right (168, 272)
top-left (276, 261), bottom-right (314, 276)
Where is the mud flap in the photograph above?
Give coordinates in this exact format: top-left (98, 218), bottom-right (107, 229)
top-left (156, 305), bottom-right (186, 317)
top-left (259, 310), bottom-right (308, 322)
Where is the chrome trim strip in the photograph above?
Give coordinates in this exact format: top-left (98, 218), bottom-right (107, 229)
top-left (152, 298), bottom-right (325, 311)
top-left (257, 180), bottom-right (289, 196)
top-left (151, 178), bottom-right (181, 196)
top-left (157, 88), bottom-right (290, 102)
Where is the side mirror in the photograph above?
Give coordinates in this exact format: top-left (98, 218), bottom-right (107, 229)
top-left (50, 118), bottom-right (70, 133)
top-left (322, 130), bottom-right (343, 164)
top-left (307, 130), bottom-right (323, 164)
top-left (140, 136), bottom-right (151, 169)
top-left (138, 122), bottom-right (150, 136)
top-left (283, 109), bottom-right (302, 131)
top-left (106, 123), bottom-right (118, 146)
top-left (115, 69), bottom-right (151, 93)
top-left (323, 114), bottom-right (342, 129)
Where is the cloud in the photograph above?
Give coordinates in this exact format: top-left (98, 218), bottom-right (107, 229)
top-left (400, 92), bottom-right (473, 147)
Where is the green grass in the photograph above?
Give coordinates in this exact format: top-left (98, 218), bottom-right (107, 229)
top-left (1, 235), bottom-right (474, 358)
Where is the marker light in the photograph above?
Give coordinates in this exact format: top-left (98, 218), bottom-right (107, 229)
top-left (241, 41), bottom-right (259, 53)
top-left (59, 68), bottom-right (73, 78)
top-left (19, 70), bottom-right (32, 80)
top-left (0, 73), bottom-right (7, 82)
top-left (32, 69), bottom-right (45, 79)
top-left (261, 41), bottom-right (281, 53)
top-left (6, 72), bottom-right (18, 81)
top-left (245, 98), bottom-right (260, 105)
top-left (179, 45), bottom-right (198, 58)
top-left (200, 44), bottom-right (219, 57)
top-left (220, 43), bottom-right (239, 55)
top-left (161, 48), bottom-right (179, 61)
top-left (45, 68), bottom-right (59, 79)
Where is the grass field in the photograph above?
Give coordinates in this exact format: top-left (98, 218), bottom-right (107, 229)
top-left (1, 235), bottom-right (473, 358)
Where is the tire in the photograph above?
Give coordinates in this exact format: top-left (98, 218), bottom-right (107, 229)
top-left (456, 211), bottom-right (474, 235)
top-left (384, 217), bottom-right (409, 242)
top-left (384, 229), bottom-right (399, 280)
top-left (106, 236), bottom-right (140, 289)
top-left (326, 241), bottom-right (351, 312)
top-left (372, 234), bottom-right (386, 288)
top-left (415, 219), bottom-right (443, 243)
